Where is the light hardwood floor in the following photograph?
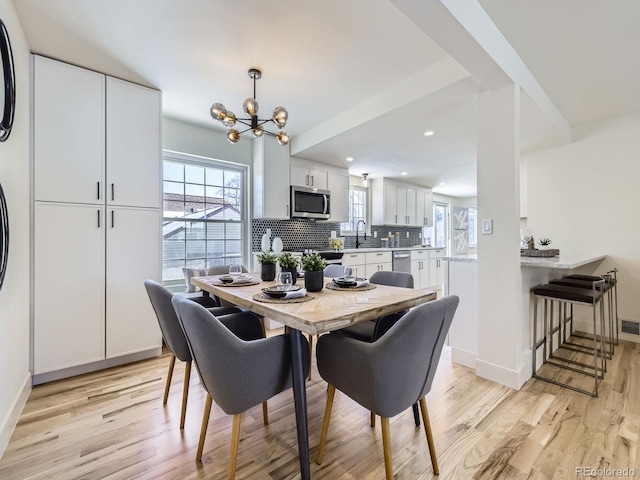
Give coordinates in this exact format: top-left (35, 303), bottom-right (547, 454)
top-left (1, 334), bottom-right (639, 479)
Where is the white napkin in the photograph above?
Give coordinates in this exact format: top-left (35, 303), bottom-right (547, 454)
top-left (231, 275), bottom-right (253, 284)
top-left (355, 279), bottom-right (370, 287)
top-left (284, 288), bottom-right (307, 299)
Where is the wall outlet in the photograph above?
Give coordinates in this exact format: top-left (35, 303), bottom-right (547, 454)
top-left (419, 232), bottom-right (422, 238)
top-left (373, 231), bottom-right (377, 238)
top-left (406, 232), bottom-right (410, 238)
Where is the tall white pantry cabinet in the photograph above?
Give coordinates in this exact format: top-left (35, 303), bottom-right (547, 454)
top-left (32, 55), bottom-right (162, 379)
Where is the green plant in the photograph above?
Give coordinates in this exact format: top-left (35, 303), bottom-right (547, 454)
top-left (256, 251), bottom-right (277, 265)
top-left (277, 252), bottom-right (299, 269)
top-left (539, 237), bottom-right (552, 247)
top-left (301, 252), bottom-right (327, 272)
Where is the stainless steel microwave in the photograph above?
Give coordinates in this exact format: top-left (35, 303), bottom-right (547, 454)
top-left (290, 185), bottom-right (331, 220)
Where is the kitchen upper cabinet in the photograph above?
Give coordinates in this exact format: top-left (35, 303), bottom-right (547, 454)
top-left (372, 179), bottom-right (419, 226)
top-left (416, 188), bottom-right (434, 227)
top-left (34, 202), bottom-right (106, 374)
top-left (106, 77), bottom-right (161, 209)
top-left (106, 207), bottom-right (162, 358)
top-left (327, 172), bottom-right (349, 222)
top-left (253, 136), bottom-right (291, 219)
top-left (34, 56), bottom-right (105, 204)
top-left (290, 165), bottom-right (328, 190)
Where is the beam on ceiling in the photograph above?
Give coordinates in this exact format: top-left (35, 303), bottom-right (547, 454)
top-left (391, 0), bottom-right (572, 142)
top-left (290, 56), bottom-right (469, 156)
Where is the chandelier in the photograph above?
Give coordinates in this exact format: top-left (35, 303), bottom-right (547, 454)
top-left (210, 68), bottom-right (290, 146)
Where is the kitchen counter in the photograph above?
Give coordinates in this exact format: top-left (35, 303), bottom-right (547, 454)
top-left (253, 246), bottom-right (443, 255)
top-left (444, 253), bottom-right (605, 269)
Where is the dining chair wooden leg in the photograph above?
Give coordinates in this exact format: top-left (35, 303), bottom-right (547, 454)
top-left (380, 416), bottom-right (394, 480)
top-left (196, 393), bottom-right (213, 463)
top-left (370, 411), bottom-right (376, 428)
top-left (316, 384), bottom-right (336, 465)
top-left (262, 401), bottom-right (269, 425)
top-left (308, 334), bottom-right (313, 380)
top-left (228, 413), bottom-right (243, 480)
top-left (180, 360), bottom-right (192, 429)
top-left (163, 354), bottom-right (176, 405)
top-left (419, 397), bottom-right (439, 475)
top-left (258, 317), bottom-right (266, 337)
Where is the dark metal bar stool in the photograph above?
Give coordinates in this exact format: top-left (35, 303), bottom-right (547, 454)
top-left (531, 279), bottom-right (606, 397)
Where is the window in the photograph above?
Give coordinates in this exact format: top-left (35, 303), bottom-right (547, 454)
top-left (468, 207), bottom-right (477, 247)
top-left (340, 186), bottom-right (367, 234)
top-left (433, 202), bottom-right (448, 249)
top-left (162, 152), bottom-right (248, 285)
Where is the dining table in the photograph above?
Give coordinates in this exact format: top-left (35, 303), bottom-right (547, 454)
top-left (191, 274), bottom-right (437, 480)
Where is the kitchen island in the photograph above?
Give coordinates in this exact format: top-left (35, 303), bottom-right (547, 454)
top-left (444, 252), bottom-right (607, 386)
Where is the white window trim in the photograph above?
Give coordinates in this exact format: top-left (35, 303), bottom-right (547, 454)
top-left (340, 185), bottom-right (371, 236)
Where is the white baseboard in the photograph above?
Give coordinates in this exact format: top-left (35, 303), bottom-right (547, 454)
top-left (0, 372), bottom-right (32, 460)
top-left (476, 359), bottom-right (522, 390)
top-left (450, 347), bottom-right (476, 370)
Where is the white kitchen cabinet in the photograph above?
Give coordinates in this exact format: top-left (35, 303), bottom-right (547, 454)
top-left (32, 56), bottom-right (162, 380)
top-left (34, 203), bottom-right (106, 374)
top-left (253, 136), bottom-right (291, 219)
top-left (372, 179), bottom-right (419, 226)
top-left (342, 252), bottom-right (366, 268)
top-left (428, 249), bottom-right (446, 288)
top-left (410, 249), bottom-right (430, 289)
top-left (33, 56), bottom-right (105, 204)
top-left (364, 251), bottom-right (393, 278)
top-left (290, 165), bottom-right (328, 190)
top-left (327, 172), bottom-right (349, 222)
top-left (416, 188), bottom-right (434, 227)
top-left (106, 77), bottom-right (161, 209)
top-left (106, 207), bottom-right (162, 358)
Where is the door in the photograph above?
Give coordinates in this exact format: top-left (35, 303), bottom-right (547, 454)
top-left (34, 202), bottom-right (106, 374)
top-left (106, 77), bottom-right (161, 208)
top-left (34, 56), bottom-right (105, 204)
top-left (106, 207), bottom-right (162, 358)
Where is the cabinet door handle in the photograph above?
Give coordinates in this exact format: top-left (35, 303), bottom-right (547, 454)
top-left (395, 215), bottom-right (397, 223)
top-left (111, 183), bottom-right (115, 201)
top-left (305, 175), bottom-right (309, 186)
top-left (97, 210), bottom-right (101, 228)
top-left (97, 182), bottom-right (100, 200)
top-left (310, 175), bottom-right (314, 186)
top-left (286, 204), bottom-right (289, 216)
top-left (350, 254), bottom-right (358, 257)
top-left (111, 210), bottom-right (115, 228)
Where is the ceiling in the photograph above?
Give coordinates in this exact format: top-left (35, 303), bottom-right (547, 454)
top-left (13, 0), bottom-right (640, 197)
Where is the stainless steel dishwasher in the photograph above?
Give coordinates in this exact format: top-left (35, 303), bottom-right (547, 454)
top-left (392, 250), bottom-right (412, 273)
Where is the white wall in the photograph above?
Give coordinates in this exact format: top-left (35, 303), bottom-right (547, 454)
top-left (526, 111), bottom-right (640, 326)
top-left (162, 116), bottom-right (253, 167)
top-left (0, 0), bottom-right (32, 456)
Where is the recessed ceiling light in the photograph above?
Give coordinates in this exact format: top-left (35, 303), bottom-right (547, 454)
top-left (439, 182), bottom-right (446, 185)
top-left (401, 172), bottom-right (407, 176)
top-left (424, 131), bottom-right (435, 136)
top-left (346, 156), bottom-right (354, 162)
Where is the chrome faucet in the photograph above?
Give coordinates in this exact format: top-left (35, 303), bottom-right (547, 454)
top-left (355, 220), bottom-right (367, 248)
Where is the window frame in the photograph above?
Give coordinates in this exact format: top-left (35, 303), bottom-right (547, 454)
top-left (433, 201), bottom-right (449, 250)
top-left (340, 185), bottom-right (369, 236)
top-left (162, 150), bottom-right (250, 289)
top-left (468, 206), bottom-right (477, 248)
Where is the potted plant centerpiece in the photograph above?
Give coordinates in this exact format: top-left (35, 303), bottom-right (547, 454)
top-left (301, 252), bottom-right (327, 292)
top-left (257, 251), bottom-right (277, 281)
top-left (539, 237), bottom-right (552, 250)
top-left (278, 252), bottom-right (299, 285)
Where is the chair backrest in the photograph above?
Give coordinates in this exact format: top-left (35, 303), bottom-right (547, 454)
top-left (171, 295), bottom-right (299, 415)
top-left (372, 295), bottom-right (459, 417)
top-left (207, 265), bottom-right (249, 275)
top-left (324, 264), bottom-right (346, 278)
top-left (369, 270), bottom-right (414, 289)
top-left (144, 279), bottom-right (191, 362)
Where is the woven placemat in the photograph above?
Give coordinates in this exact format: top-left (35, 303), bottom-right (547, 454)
top-left (210, 280), bottom-right (261, 287)
top-left (252, 292), bottom-right (315, 304)
top-left (325, 282), bottom-right (377, 291)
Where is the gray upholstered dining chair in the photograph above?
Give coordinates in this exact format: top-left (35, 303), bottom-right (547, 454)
top-left (332, 270), bottom-right (420, 425)
top-left (324, 264), bottom-right (346, 278)
top-left (171, 295), bottom-right (309, 478)
top-left (316, 295), bottom-right (459, 479)
top-left (144, 279), bottom-right (264, 429)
